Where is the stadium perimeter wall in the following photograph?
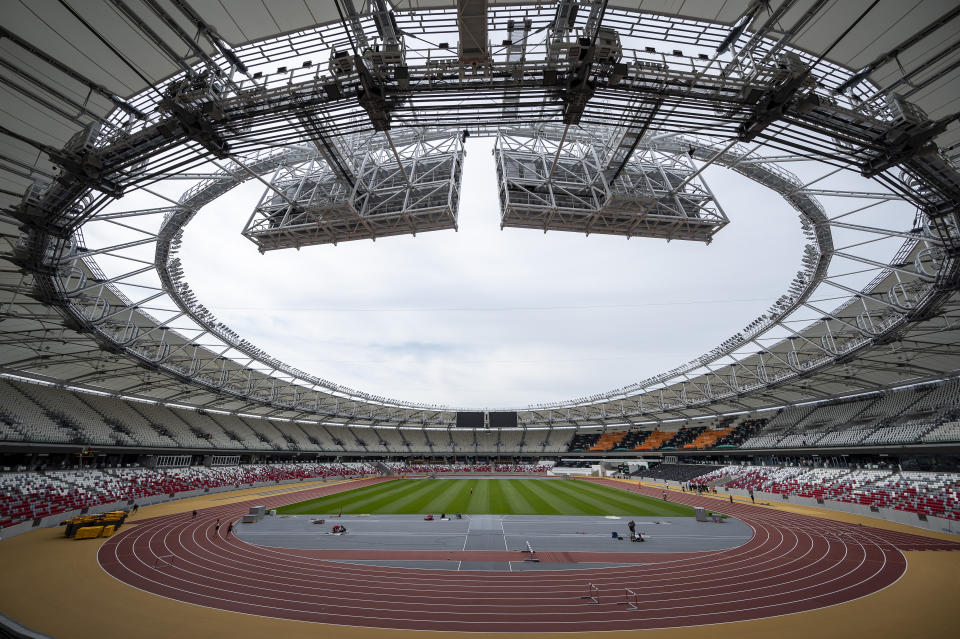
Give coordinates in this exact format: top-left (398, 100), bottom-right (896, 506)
top-left (637, 476), bottom-right (959, 535)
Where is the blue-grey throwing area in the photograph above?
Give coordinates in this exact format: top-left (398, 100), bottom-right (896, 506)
top-left (234, 513), bottom-right (753, 570)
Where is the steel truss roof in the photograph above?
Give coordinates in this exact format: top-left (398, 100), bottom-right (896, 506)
top-left (1, 1), bottom-right (959, 430)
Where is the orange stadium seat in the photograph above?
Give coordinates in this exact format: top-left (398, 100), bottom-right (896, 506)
top-left (589, 431), bottom-right (626, 451)
top-left (635, 430), bottom-right (674, 451)
top-left (684, 427), bottom-right (735, 450)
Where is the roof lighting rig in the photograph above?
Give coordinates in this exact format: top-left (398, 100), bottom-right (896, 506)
top-left (0, 1), bottom-right (958, 425)
top-left (494, 126), bottom-right (728, 242)
top-left (239, 1), bottom-right (465, 251)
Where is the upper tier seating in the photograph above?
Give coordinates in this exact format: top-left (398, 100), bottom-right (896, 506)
top-left (814, 427), bottom-right (876, 447)
top-left (861, 421), bottom-right (934, 445)
top-left (685, 426), bottom-right (735, 449)
top-left (0, 380), bottom-right (579, 454)
top-left (923, 421), bottom-right (960, 443)
top-left (738, 380), bottom-right (960, 449)
top-left (660, 427), bottom-right (705, 450)
top-left (568, 433), bottom-right (601, 452)
top-left (635, 430), bottom-right (674, 451)
top-left (589, 431), bottom-right (626, 451)
top-left (713, 419), bottom-right (766, 448)
top-left (617, 431), bottom-right (647, 450)
top-left (739, 433), bottom-right (783, 449)
top-left (3, 378), bottom-right (958, 454)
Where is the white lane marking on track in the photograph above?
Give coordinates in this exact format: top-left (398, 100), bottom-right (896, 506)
top-left (130, 511), bottom-right (768, 600)
top-left (114, 516), bottom-right (892, 624)
top-left (100, 519), bottom-right (908, 632)
top-left (152, 507), bottom-right (766, 594)
top-left (98, 477), bottom-right (909, 630)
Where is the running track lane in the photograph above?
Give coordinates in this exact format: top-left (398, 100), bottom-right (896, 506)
top-left (97, 477), bottom-right (960, 632)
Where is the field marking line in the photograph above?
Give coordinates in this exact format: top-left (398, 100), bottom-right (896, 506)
top-left (501, 519), bottom-right (509, 551)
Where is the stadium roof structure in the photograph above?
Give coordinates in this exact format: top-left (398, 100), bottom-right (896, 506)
top-left (0, 0), bottom-right (958, 429)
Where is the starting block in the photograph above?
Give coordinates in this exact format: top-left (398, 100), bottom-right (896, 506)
top-left (155, 554), bottom-right (174, 569)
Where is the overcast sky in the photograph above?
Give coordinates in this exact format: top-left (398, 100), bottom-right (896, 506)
top-left (177, 137), bottom-right (806, 408)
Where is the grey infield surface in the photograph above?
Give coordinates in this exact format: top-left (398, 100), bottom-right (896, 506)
top-left (234, 514), bottom-right (753, 571)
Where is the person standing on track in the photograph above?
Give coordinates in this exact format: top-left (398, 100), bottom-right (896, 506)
top-left (627, 520), bottom-right (636, 536)
top-left (227, 522), bottom-right (233, 536)
top-left (662, 490), bottom-right (668, 501)
top-left (192, 510), bottom-right (197, 519)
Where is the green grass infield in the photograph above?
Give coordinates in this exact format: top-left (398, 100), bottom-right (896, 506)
top-left (276, 478), bottom-right (694, 517)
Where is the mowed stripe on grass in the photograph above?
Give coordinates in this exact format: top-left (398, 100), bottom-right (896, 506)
top-left (276, 479), bottom-right (694, 516)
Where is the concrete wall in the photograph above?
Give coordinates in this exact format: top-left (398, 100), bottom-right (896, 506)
top-left (549, 467), bottom-right (593, 476)
top-left (636, 476), bottom-right (958, 536)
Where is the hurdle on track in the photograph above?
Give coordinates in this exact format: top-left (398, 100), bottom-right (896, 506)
top-left (154, 554), bottom-right (175, 568)
top-left (616, 587), bottom-right (639, 610)
top-left (522, 540), bottom-right (540, 562)
top-left (580, 582), bottom-right (599, 605)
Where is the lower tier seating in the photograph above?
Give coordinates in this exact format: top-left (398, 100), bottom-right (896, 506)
top-left (383, 463), bottom-right (548, 474)
top-left (688, 465), bottom-right (960, 521)
top-left (0, 462), bottom-right (378, 528)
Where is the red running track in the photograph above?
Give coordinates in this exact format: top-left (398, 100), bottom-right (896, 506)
top-left (97, 477), bottom-right (960, 632)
